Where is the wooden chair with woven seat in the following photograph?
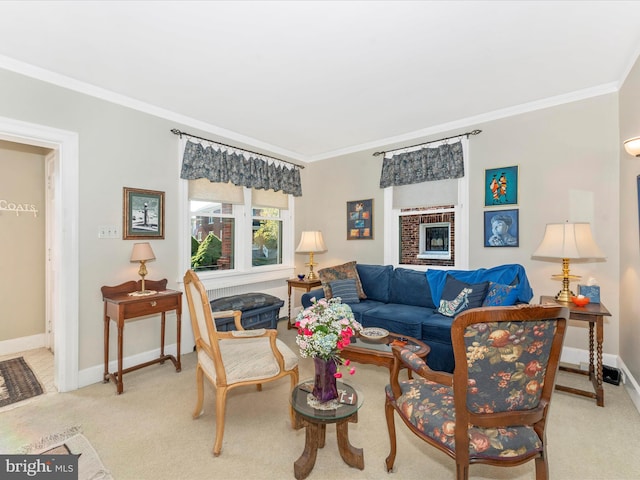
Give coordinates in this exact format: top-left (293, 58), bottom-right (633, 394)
top-left (183, 269), bottom-right (300, 456)
top-left (385, 304), bottom-right (568, 480)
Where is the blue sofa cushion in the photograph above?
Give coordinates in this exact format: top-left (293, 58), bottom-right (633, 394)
top-left (483, 281), bottom-right (519, 306)
top-left (348, 300), bottom-right (386, 323)
top-left (420, 312), bottom-right (455, 343)
top-left (356, 264), bottom-right (393, 303)
top-left (390, 268), bottom-right (435, 309)
top-left (361, 303), bottom-right (424, 339)
top-left (329, 279), bottom-right (360, 304)
top-left (436, 275), bottom-right (489, 317)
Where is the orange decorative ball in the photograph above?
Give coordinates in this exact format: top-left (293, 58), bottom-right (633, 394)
top-left (571, 295), bottom-right (590, 307)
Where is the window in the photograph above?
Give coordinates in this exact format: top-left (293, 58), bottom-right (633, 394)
top-left (418, 221), bottom-right (451, 260)
top-left (252, 207), bottom-right (283, 267)
top-left (185, 179), bottom-right (293, 278)
top-left (190, 201), bottom-right (235, 271)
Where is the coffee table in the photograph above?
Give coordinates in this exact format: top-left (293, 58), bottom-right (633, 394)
top-left (291, 380), bottom-right (364, 479)
top-left (341, 331), bottom-right (430, 371)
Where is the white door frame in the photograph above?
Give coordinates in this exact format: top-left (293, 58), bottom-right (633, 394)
top-left (0, 115), bottom-right (79, 392)
top-left (45, 151), bottom-right (57, 352)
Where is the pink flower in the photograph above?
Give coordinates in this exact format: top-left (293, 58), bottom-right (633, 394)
top-left (334, 372), bottom-right (343, 378)
top-left (349, 367), bottom-right (356, 375)
top-left (344, 359), bottom-right (351, 366)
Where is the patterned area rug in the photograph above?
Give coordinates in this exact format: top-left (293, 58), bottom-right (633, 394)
top-left (20, 426), bottom-right (113, 480)
top-left (0, 357), bottom-right (44, 407)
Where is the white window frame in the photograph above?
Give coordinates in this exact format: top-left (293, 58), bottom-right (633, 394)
top-left (383, 138), bottom-right (469, 270)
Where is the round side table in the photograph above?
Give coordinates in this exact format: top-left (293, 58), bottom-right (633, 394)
top-left (290, 380), bottom-right (364, 479)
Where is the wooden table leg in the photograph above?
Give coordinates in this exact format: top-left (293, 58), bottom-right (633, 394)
top-left (594, 316), bottom-right (604, 407)
top-left (287, 283), bottom-right (294, 329)
top-left (103, 315), bottom-right (110, 383)
top-left (176, 311), bottom-right (182, 372)
top-left (336, 413), bottom-right (364, 470)
top-left (160, 312), bottom-right (166, 364)
top-left (117, 321), bottom-right (124, 394)
top-left (294, 418), bottom-right (322, 480)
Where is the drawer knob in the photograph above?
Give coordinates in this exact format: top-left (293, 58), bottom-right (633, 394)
top-left (150, 301), bottom-right (157, 307)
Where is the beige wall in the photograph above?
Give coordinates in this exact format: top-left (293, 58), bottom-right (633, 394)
top-left (619, 55), bottom-right (640, 383)
top-left (0, 61), bottom-right (630, 382)
top-left (296, 94), bottom-right (621, 357)
top-left (0, 140), bottom-right (47, 341)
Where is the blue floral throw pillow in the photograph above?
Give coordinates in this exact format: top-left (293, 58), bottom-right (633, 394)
top-left (482, 281), bottom-right (519, 306)
top-left (329, 278), bottom-right (360, 304)
top-left (437, 275), bottom-right (489, 317)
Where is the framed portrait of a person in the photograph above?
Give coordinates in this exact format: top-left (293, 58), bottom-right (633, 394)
top-left (484, 209), bottom-right (519, 247)
top-left (123, 187), bottom-right (165, 240)
top-left (484, 165), bottom-right (518, 207)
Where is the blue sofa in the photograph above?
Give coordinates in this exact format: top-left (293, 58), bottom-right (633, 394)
top-left (301, 263), bottom-right (533, 373)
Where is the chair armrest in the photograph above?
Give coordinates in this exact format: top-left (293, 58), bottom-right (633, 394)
top-left (301, 288), bottom-right (325, 308)
top-left (389, 345), bottom-right (453, 399)
top-left (211, 310), bottom-right (245, 331)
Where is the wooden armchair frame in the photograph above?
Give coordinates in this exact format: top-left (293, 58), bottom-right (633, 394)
top-left (385, 304), bottom-right (568, 480)
top-left (183, 269), bottom-right (299, 456)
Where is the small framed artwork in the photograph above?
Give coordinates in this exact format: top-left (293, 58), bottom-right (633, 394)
top-left (484, 165), bottom-right (518, 207)
top-left (123, 187), bottom-right (165, 240)
top-left (347, 199), bottom-right (373, 240)
top-left (484, 209), bottom-right (519, 247)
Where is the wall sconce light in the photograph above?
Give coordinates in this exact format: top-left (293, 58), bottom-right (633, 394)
top-left (130, 242), bottom-right (156, 295)
top-left (624, 137), bottom-right (640, 157)
top-left (295, 231), bottom-right (327, 280)
top-left (532, 222), bottom-right (605, 303)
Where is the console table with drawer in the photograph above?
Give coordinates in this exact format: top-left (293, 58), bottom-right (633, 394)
top-left (101, 279), bottom-right (182, 394)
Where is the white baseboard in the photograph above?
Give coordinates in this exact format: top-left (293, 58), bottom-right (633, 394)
top-left (78, 343), bottom-right (181, 389)
top-left (618, 358), bottom-right (640, 414)
top-left (560, 346), bottom-right (640, 415)
top-left (0, 334), bottom-right (46, 356)
top-left (560, 345), bottom-right (618, 370)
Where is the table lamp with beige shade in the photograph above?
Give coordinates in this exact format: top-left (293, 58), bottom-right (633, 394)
top-left (129, 242), bottom-right (157, 296)
top-left (532, 222), bottom-right (605, 303)
top-left (296, 231), bottom-right (327, 280)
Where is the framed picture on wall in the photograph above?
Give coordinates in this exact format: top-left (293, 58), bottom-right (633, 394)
top-left (484, 209), bottom-right (519, 247)
top-left (484, 165), bottom-right (518, 207)
top-left (346, 199), bottom-right (373, 240)
top-left (123, 187), bottom-right (165, 240)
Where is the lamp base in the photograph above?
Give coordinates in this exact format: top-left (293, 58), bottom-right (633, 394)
top-left (555, 288), bottom-right (575, 303)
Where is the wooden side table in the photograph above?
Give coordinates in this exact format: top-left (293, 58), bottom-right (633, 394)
top-left (286, 277), bottom-right (322, 329)
top-left (102, 279), bottom-right (182, 394)
top-left (540, 295), bottom-right (611, 407)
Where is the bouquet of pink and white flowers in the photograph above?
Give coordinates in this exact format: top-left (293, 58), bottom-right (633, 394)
top-left (295, 297), bottom-right (362, 369)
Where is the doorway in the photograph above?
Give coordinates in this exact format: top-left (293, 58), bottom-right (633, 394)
top-left (0, 115), bottom-right (79, 392)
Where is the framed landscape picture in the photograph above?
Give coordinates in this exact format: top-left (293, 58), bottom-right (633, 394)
top-left (123, 187), bottom-right (165, 240)
top-left (484, 209), bottom-right (519, 247)
top-left (484, 165), bottom-right (518, 207)
top-left (347, 199), bottom-right (373, 240)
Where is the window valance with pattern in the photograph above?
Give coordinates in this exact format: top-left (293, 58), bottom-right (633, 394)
top-left (180, 140), bottom-right (302, 196)
top-left (379, 141), bottom-right (464, 188)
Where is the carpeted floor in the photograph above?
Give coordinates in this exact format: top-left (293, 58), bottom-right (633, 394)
top-left (1, 322), bottom-right (640, 479)
top-left (0, 356), bottom-right (44, 408)
top-left (19, 425), bottom-right (113, 480)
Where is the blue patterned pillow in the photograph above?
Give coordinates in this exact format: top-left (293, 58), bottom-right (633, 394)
top-left (329, 279), bottom-right (360, 304)
top-left (482, 281), bottom-right (519, 306)
top-left (437, 275), bottom-right (489, 317)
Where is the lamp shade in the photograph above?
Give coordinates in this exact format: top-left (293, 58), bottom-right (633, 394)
top-left (130, 242), bottom-right (156, 262)
top-left (295, 231), bottom-right (327, 253)
top-left (532, 223), bottom-right (605, 260)
top-left (624, 137), bottom-right (640, 157)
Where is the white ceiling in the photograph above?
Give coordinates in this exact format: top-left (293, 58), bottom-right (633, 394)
top-left (0, 1), bottom-right (639, 162)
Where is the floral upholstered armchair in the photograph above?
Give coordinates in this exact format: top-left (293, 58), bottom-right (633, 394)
top-left (385, 304), bottom-right (568, 480)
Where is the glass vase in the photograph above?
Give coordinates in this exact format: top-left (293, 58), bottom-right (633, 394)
top-left (312, 357), bottom-right (339, 402)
